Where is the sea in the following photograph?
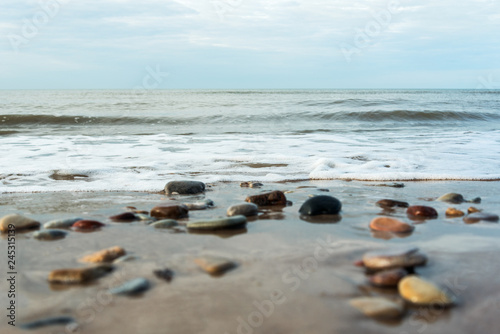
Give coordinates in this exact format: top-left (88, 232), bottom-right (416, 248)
top-left (1, 89), bottom-right (499, 193)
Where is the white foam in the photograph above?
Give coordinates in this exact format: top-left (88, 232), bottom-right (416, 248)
top-left (1, 130), bottom-right (500, 192)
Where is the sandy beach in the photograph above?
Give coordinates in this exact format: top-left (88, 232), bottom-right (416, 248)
top-left (1, 180), bottom-right (500, 334)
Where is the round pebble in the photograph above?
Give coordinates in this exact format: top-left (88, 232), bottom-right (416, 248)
top-left (227, 203), bottom-right (259, 217)
top-left (151, 219), bottom-right (179, 228)
top-left (48, 265), bottom-right (114, 284)
top-left (165, 180), bottom-right (205, 195)
top-left (80, 246), bottom-right (126, 263)
top-left (349, 297), bottom-right (404, 319)
top-left (33, 229), bottom-right (67, 241)
top-left (368, 268), bottom-right (408, 287)
top-left (246, 191), bottom-right (287, 206)
top-left (0, 214), bottom-right (40, 233)
top-left (44, 218), bottom-right (83, 229)
top-left (150, 205), bottom-right (189, 219)
top-left (72, 220), bottom-right (105, 231)
top-left (369, 217), bottom-right (414, 233)
top-left (109, 278), bottom-right (150, 295)
top-left (407, 205), bottom-right (438, 219)
top-left (445, 208), bottom-right (465, 217)
top-left (437, 193), bottom-right (465, 204)
top-left (398, 275), bottom-right (454, 306)
top-left (463, 212), bottom-right (499, 224)
top-left (376, 199), bottom-right (409, 208)
top-left (187, 215), bottom-right (247, 230)
top-left (299, 195), bottom-right (342, 216)
top-left (362, 246), bottom-right (427, 271)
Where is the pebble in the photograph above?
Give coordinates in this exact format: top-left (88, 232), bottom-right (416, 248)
top-left (349, 297), bottom-right (404, 319)
top-left (0, 214), bottom-right (40, 233)
top-left (246, 190), bottom-right (287, 206)
top-left (227, 203), bottom-right (259, 217)
top-left (151, 219), bottom-right (179, 228)
top-left (445, 208), bottom-right (465, 217)
top-left (406, 205), bottom-right (438, 219)
top-left (187, 215), bottom-right (247, 230)
top-left (109, 212), bottom-right (138, 222)
top-left (20, 316), bottom-right (77, 330)
top-left (165, 180), bottom-right (205, 195)
top-left (437, 193), bottom-right (465, 204)
top-left (48, 265), bottom-right (114, 284)
top-left (398, 275), bottom-right (454, 306)
top-left (79, 246), bottom-right (126, 263)
top-left (470, 197), bottom-right (481, 204)
top-left (109, 278), bottom-right (150, 295)
top-left (362, 246), bottom-right (427, 271)
top-left (44, 217), bottom-right (83, 229)
top-left (72, 220), bottom-right (105, 231)
top-left (33, 229), bottom-right (68, 241)
top-left (184, 202), bottom-right (209, 210)
top-left (153, 268), bottom-right (174, 282)
top-left (368, 268), bottom-right (408, 287)
top-left (194, 255), bottom-right (236, 275)
top-left (369, 217), bottom-right (414, 233)
top-left (298, 195), bottom-right (342, 216)
top-left (376, 199), bottom-right (409, 208)
top-left (467, 206), bottom-right (481, 214)
top-left (240, 181), bottom-right (263, 188)
top-left (463, 212), bottom-right (499, 224)
top-left (150, 205), bottom-right (189, 219)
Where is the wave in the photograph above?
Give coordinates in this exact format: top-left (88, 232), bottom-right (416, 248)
top-left (1, 109), bottom-right (498, 127)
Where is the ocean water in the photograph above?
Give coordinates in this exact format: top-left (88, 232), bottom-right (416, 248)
top-left (1, 89), bottom-right (499, 192)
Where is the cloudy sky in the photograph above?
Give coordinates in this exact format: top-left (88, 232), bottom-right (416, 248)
top-left (1, 0), bottom-right (499, 89)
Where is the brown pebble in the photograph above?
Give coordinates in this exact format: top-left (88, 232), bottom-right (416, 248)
top-left (369, 268), bottom-right (408, 287)
top-left (150, 205), bottom-right (189, 219)
top-left (153, 268), bottom-right (174, 282)
top-left (245, 191), bottom-right (287, 206)
top-left (48, 265), bottom-right (114, 284)
top-left (467, 207), bottom-right (481, 214)
top-left (194, 256), bottom-right (236, 275)
top-left (110, 212), bottom-right (137, 222)
top-left (72, 220), bottom-right (105, 231)
top-left (376, 199), bottom-right (409, 208)
top-left (0, 214), bottom-right (40, 233)
top-left (407, 205), bottom-right (438, 219)
top-left (362, 246), bottom-right (427, 271)
top-left (445, 208), bottom-right (465, 217)
top-left (369, 217), bottom-right (414, 233)
top-left (79, 246), bottom-right (126, 263)
top-left (463, 212), bottom-right (499, 224)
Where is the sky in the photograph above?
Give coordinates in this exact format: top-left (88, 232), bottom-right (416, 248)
top-left (0, 0), bottom-right (499, 89)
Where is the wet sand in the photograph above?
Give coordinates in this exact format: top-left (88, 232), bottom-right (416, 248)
top-left (1, 180), bottom-right (500, 334)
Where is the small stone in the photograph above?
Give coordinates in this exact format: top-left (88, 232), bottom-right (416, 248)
top-left (369, 268), bottom-right (408, 287)
top-left (470, 197), bottom-right (481, 204)
top-left (151, 219), bottom-right (178, 228)
top-left (110, 212), bottom-right (138, 222)
top-left (187, 215), bottom-right (247, 230)
top-left (150, 205), bottom-right (189, 219)
top-left (194, 256), bottom-right (236, 275)
top-left (240, 181), bottom-right (263, 188)
top-left (463, 212), bottom-right (499, 224)
top-left (0, 214), bottom-right (40, 233)
top-left (184, 202), bottom-right (209, 210)
top-left (246, 190), bottom-right (287, 206)
top-left (298, 195), bottom-right (342, 216)
top-left (406, 206), bottom-right (438, 219)
top-left (165, 180), bottom-right (205, 195)
top-left (227, 203), bottom-right (259, 217)
top-left (349, 297), bottom-right (404, 319)
top-left (362, 246), bottom-right (427, 271)
top-left (437, 193), bottom-right (465, 204)
top-left (44, 217), bottom-right (83, 229)
top-left (446, 208), bottom-right (465, 217)
top-left (48, 265), bottom-right (114, 284)
top-left (398, 275), bottom-right (454, 306)
top-left (72, 220), bottom-right (105, 231)
top-left (33, 229), bottom-right (67, 241)
top-left (153, 268), bottom-right (174, 282)
top-left (79, 246), bottom-right (126, 263)
top-left (376, 199), bottom-right (409, 208)
top-left (20, 316), bottom-right (77, 330)
top-left (369, 217), bottom-right (414, 233)
top-left (467, 206), bottom-right (482, 214)
top-left (109, 278), bottom-right (150, 295)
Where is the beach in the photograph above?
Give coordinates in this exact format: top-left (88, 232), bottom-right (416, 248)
top-left (1, 180), bottom-right (500, 333)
